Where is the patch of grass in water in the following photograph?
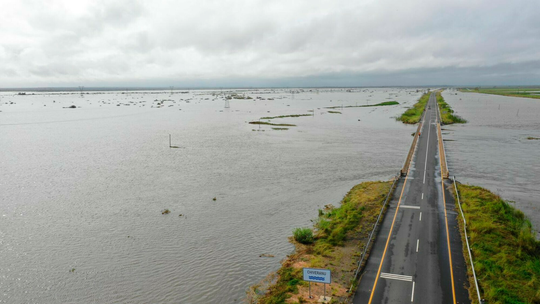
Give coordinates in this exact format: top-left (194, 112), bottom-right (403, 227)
top-left (249, 121), bottom-right (296, 127)
top-left (527, 137), bottom-right (540, 140)
top-left (326, 101), bottom-right (399, 109)
top-left (328, 111), bottom-right (342, 114)
top-left (397, 93), bottom-right (430, 124)
top-left (436, 92), bottom-right (467, 124)
top-left (260, 114), bottom-right (312, 119)
top-left (271, 127), bottom-right (289, 131)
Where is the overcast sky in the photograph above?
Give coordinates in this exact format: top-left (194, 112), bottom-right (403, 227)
top-left (1, 0), bottom-right (539, 87)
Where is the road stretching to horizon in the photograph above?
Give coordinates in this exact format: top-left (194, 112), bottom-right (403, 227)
top-left (353, 93), bottom-right (470, 304)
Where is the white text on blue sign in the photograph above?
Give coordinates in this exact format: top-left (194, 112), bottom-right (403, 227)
top-left (303, 268), bottom-right (331, 284)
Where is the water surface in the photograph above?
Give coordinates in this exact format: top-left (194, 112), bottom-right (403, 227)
top-left (0, 88), bottom-right (421, 303)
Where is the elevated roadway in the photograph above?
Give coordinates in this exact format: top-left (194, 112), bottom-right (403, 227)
top-left (352, 93), bottom-right (470, 304)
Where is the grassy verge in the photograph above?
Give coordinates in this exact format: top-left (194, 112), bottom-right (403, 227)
top-left (247, 181), bottom-right (394, 304)
top-left (249, 121), bottom-right (296, 127)
top-left (463, 87), bottom-right (540, 100)
top-left (325, 101), bottom-right (398, 109)
top-left (453, 184), bottom-right (540, 303)
top-left (436, 92), bottom-right (467, 124)
top-left (396, 93), bottom-right (430, 124)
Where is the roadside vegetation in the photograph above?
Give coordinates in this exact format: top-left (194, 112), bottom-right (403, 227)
top-left (396, 93), bottom-right (430, 124)
top-left (326, 101), bottom-right (398, 109)
top-left (462, 87), bottom-right (540, 100)
top-left (454, 184), bottom-right (540, 304)
top-left (247, 181), bottom-right (394, 304)
top-left (436, 92), bottom-right (467, 124)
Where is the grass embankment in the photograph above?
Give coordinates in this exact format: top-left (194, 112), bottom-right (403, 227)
top-left (396, 93), bottom-right (430, 124)
top-left (436, 92), bottom-right (467, 124)
top-left (454, 184), bottom-right (540, 303)
top-left (464, 87), bottom-right (540, 100)
top-left (248, 181), bottom-right (394, 304)
top-left (325, 101), bottom-right (399, 109)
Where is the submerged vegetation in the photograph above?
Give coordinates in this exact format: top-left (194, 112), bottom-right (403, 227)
top-left (248, 181), bottom-right (393, 304)
top-left (527, 137), bottom-right (540, 140)
top-left (326, 101), bottom-right (399, 109)
top-left (328, 110), bottom-right (342, 114)
top-left (464, 87), bottom-right (540, 100)
top-left (436, 92), bottom-right (467, 124)
top-left (249, 121), bottom-right (296, 127)
top-left (397, 93), bottom-right (430, 124)
top-left (260, 114), bottom-right (312, 119)
top-left (454, 184), bottom-right (540, 303)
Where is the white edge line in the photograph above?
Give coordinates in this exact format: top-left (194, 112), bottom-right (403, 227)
top-left (411, 281), bottom-right (415, 302)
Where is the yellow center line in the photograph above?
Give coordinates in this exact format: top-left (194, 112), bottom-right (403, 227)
top-left (437, 121), bottom-right (457, 303)
top-left (367, 115), bottom-right (423, 303)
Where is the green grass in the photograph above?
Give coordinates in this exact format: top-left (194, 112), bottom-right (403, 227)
top-left (397, 93), bottom-right (430, 124)
top-left (326, 101), bottom-right (399, 109)
top-left (293, 228), bottom-right (314, 244)
top-left (463, 87), bottom-right (540, 100)
top-left (258, 267), bottom-right (303, 304)
top-left (456, 184), bottom-right (540, 303)
top-left (249, 121), bottom-right (296, 127)
top-left (260, 114), bottom-right (312, 119)
top-left (436, 92), bottom-right (467, 124)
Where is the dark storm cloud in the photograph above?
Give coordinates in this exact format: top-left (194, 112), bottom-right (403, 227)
top-left (0, 0), bottom-right (539, 87)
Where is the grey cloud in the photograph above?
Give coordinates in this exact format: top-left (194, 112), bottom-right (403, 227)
top-left (1, 0), bottom-right (540, 87)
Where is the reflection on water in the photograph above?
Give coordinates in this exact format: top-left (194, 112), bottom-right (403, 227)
top-left (442, 90), bottom-right (540, 237)
top-left (0, 88), bottom-right (422, 303)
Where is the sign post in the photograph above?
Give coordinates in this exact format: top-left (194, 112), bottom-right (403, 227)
top-left (303, 268), bottom-right (331, 301)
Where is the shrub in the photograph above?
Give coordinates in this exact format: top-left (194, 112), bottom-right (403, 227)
top-left (293, 228), bottom-right (314, 244)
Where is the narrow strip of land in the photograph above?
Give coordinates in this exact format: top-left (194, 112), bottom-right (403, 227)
top-left (353, 93), bottom-right (469, 304)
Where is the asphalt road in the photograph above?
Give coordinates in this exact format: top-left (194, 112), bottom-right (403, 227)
top-left (352, 93), bottom-right (470, 304)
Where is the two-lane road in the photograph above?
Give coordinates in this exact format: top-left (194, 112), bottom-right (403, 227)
top-left (353, 93), bottom-right (470, 304)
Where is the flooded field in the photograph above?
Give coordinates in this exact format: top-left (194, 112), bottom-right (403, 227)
top-left (442, 90), bottom-right (540, 237)
top-left (0, 88), bottom-right (420, 303)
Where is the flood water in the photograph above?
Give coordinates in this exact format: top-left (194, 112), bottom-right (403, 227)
top-left (442, 90), bottom-right (540, 237)
top-left (1, 88), bottom-right (421, 303)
